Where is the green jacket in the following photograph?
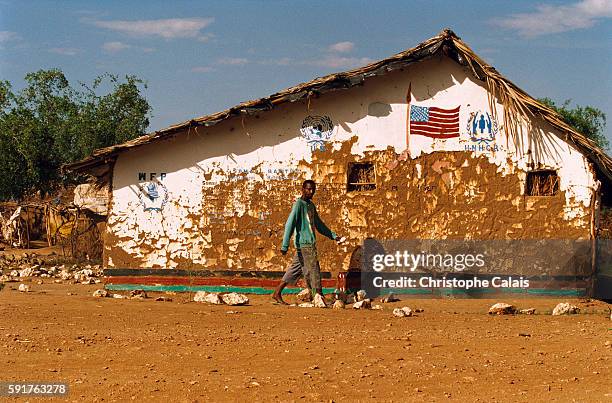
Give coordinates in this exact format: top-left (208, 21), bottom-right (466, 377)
top-left (281, 197), bottom-right (337, 251)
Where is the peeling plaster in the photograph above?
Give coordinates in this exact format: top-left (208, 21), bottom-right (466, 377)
top-left (104, 56), bottom-right (596, 274)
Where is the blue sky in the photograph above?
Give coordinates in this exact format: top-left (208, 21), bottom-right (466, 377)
top-left (1, 0), bottom-right (611, 145)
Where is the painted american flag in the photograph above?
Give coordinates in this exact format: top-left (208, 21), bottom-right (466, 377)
top-left (409, 105), bottom-right (460, 138)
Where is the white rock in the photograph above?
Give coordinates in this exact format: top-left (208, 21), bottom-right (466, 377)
top-left (332, 300), bottom-right (345, 310)
top-left (381, 293), bottom-right (400, 303)
top-left (518, 308), bottom-right (536, 315)
top-left (193, 291), bottom-right (208, 302)
top-left (298, 302), bottom-right (314, 308)
top-left (356, 290), bottom-right (367, 301)
top-left (393, 308), bottom-right (407, 317)
top-left (19, 267), bottom-right (34, 277)
top-left (552, 302), bottom-right (580, 316)
top-left (221, 292), bottom-right (249, 306)
top-left (372, 304), bottom-right (383, 310)
top-left (296, 288), bottom-right (312, 303)
top-left (313, 294), bottom-right (327, 308)
top-left (401, 306), bottom-right (413, 316)
top-left (18, 283), bottom-right (30, 292)
top-left (204, 293), bottom-right (223, 305)
top-left (59, 271), bottom-right (72, 280)
top-left (112, 294), bottom-right (125, 299)
top-left (129, 290), bottom-right (148, 299)
top-left (93, 289), bottom-right (109, 298)
top-left (74, 269), bottom-right (94, 282)
top-left (488, 303), bottom-right (516, 315)
top-left (353, 299), bottom-right (372, 309)
top-left (10, 270), bottom-right (19, 277)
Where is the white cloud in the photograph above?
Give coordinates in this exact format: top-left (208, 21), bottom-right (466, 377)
top-left (311, 55), bottom-right (373, 69)
top-left (258, 55), bottom-right (372, 69)
top-left (197, 33), bottom-right (214, 43)
top-left (259, 57), bottom-right (293, 66)
top-left (216, 57), bottom-right (248, 66)
top-left (93, 17), bottom-right (214, 39)
top-left (49, 47), bottom-right (80, 56)
top-left (492, 0), bottom-right (612, 37)
top-left (0, 31), bottom-right (19, 42)
top-left (102, 41), bottom-right (131, 53)
top-left (191, 66), bottom-right (215, 73)
top-left (328, 41), bottom-right (354, 53)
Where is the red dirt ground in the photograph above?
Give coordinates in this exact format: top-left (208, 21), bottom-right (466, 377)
top-left (1, 281), bottom-right (611, 402)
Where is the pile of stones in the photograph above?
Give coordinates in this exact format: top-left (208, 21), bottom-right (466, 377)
top-left (0, 253), bottom-right (102, 285)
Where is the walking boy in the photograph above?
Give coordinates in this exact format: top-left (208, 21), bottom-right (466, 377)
top-left (272, 180), bottom-right (343, 305)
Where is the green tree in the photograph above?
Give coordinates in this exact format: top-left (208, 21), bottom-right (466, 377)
top-left (0, 69), bottom-right (151, 200)
top-left (539, 98), bottom-right (608, 150)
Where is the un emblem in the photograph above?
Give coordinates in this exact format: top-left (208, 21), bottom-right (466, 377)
top-left (466, 111), bottom-right (498, 144)
top-left (138, 180), bottom-right (169, 212)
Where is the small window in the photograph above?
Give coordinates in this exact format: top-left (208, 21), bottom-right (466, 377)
top-left (347, 162), bottom-right (376, 192)
top-left (526, 170), bottom-right (559, 196)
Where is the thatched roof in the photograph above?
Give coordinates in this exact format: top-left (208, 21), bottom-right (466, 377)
top-left (66, 29), bottom-right (612, 183)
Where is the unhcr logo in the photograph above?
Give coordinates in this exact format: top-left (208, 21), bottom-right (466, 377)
top-left (466, 110), bottom-right (498, 144)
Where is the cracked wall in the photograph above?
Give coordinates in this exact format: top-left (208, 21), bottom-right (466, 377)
top-left (105, 55), bottom-right (598, 274)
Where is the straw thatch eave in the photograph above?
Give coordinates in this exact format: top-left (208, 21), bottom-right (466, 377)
top-left (65, 29), bottom-right (612, 185)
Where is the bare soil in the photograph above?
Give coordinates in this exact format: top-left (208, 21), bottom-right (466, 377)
top-left (1, 281), bottom-right (611, 402)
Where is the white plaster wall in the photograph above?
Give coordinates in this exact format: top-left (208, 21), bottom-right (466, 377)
top-left (108, 55), bottom-right (597, 268)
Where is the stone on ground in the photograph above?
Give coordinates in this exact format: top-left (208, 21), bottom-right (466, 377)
top-left (93, 289), bottom-right (109, 298)
top-left (203, 293), bottom-right (223, 305)
top-left (393, 306), bottom-right (413, 317)
top-left (193, 291), bottom-right (208, 302)
top-left (353, 299), bottom-right (372, 309)
top-left (313, 293), bottom-right (327, 308)
top-left (381, 293), bottom-right (400, 303)
top-left (221, 292), bottom-right (249, 306)
top-left (332, 300), bottom-right (345, 309)
top-left (129, 290), bottom-right (148, 299)
top-left (18, 283), bottom-right (30, 292)
top-left (488, 303), bottom-right (516, 315)
top-left (552, 302), bottom-right (580, 316)
top-left (296, 289), bottom-right (312, 303)
top-left (356, 290), bottom-right (367, 301)
top-left (518, 308), bottom-right (536, 315)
